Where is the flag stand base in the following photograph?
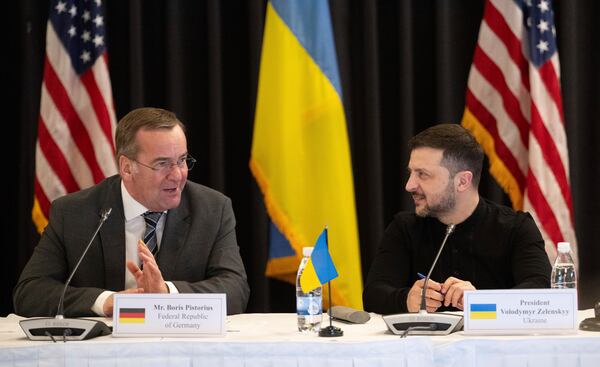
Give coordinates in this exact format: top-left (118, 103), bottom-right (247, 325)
top-left (320, 279), bottom-right (343, 337)
top-left (319, 325), bottom-right (343, 337)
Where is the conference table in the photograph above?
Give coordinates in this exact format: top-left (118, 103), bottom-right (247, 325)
top-left (1, 310), bottom-right (600, 367)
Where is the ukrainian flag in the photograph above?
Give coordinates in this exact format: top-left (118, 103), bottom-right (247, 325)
top-left (470, 304), bottom-right (497, 319)
top-left (250, 0), bottom-right (362, 309)
top-left (300, 228), bottom-right (338, 293)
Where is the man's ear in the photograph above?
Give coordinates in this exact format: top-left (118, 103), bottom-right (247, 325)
top-left (119, 155), bottom-right (132, 178)
top-left (455, 171), bottom-right (473, 192)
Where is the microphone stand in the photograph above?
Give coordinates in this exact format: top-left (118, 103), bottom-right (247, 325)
top-left (19, 208), bottom-right (113, 341)
top-left (383, 224), bottom-right (464, 336)
top-left (419, 224), bottom-right (455, 314)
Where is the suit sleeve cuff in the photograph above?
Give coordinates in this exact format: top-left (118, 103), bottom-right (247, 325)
top-left (166, 281), bottom-right (179, 294)
top-left (92, 291), bottom-right (115, 316)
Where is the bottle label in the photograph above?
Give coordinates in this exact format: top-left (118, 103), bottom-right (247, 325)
top-left (296, 296), bottom-right (322, 316)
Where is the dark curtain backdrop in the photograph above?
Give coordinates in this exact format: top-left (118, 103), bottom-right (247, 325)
top-left (5, 0), bottom-right (599, 316)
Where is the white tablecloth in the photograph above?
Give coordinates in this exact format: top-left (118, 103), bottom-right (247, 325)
top-left (1, 311), bottom-right (599, 367)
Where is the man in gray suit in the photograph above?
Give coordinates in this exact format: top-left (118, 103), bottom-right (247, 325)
top-left (14, 107), bottom-right (250, 317)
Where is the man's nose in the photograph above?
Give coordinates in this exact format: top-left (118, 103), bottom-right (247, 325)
top-left (167, 164), bottom-right (184, 180)
top-left (405, 174), bottom-right (417, 192)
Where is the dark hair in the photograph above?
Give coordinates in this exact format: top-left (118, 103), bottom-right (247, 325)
top-left (408, 124), bottom-right (484, 186)
top-left (115, 107), bottom-right (186, 159)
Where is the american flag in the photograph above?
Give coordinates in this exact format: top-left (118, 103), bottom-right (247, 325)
top-left (32, 0), bottom-right (117, 233)
top-left (462, 0), bottom-right (576, 264)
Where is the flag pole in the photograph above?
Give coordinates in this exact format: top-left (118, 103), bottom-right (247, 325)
top-left (319, 227), bottom-right (343, 337)
top-left (328, 281), bottom-right (333, 329)
top-left (319, 280), bottom-right (342, 337)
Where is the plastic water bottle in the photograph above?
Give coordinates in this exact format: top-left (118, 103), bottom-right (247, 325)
top-left (296, 247), bottom-right (322, 333)
top-left (551, 242), bottom-right (577, 289)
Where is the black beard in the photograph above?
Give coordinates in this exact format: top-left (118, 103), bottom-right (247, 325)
top-left (415, 183), bottom-right (456, 218)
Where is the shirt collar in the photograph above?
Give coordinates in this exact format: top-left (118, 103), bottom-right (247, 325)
top-left (430, 196), bottom-right (485, 231)
top-left (453, 196), bottom-right (485, 230)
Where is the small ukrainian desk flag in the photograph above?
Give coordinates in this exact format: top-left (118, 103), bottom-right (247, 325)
top-left (300, 228), bottom-right (338, 293)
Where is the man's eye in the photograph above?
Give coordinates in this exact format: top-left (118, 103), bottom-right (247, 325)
top-left (154, 161), bottom-right (170, 169)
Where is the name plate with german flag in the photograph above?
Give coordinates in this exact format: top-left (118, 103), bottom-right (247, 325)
top-left (112, 293), bottom-right (226, 337)
top-left (463, 289), bottom-right (577, 335)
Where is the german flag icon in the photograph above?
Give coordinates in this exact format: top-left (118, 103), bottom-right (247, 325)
top-left (119, 308), bottom-right (145, 324)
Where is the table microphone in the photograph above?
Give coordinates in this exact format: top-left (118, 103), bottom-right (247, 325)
top-left (19, 208), bottom-right (113, 342)
top-left (383, 223), bottom-right (464, 336)
top-left (579, 301), bottom-right (600, 331)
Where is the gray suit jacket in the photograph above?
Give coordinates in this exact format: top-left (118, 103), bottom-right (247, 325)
top-left (14, 175), bottom-right (250, 317)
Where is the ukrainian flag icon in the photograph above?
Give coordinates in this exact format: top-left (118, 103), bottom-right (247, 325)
top-left (470, 303), bottom-right (497, 319)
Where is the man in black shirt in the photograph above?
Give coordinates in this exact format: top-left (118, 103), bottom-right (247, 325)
top-left (363, 124), bottom-right (551, 315)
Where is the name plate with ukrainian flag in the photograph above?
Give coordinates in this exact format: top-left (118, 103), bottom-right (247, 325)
top-left (463, 289), bottom-right (577, 335)
top-left (112, 293), bottom-right (226, 337)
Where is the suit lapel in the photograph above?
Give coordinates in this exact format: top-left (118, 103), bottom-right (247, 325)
top-left (99, 177), bottom-right (126, 291)
top-left (157, 196), bottom-right (190, 278)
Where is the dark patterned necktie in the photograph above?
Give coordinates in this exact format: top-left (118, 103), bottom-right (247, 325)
top-left (143, 211), bottom-right (163, 255)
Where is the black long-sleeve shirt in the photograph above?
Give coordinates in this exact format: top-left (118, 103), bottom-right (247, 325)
top-left (363, 197), bottom-right (551, 314)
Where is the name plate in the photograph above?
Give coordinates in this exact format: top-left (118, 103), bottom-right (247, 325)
top-left (463, 289), bottom-right (577, 335)
top-left (112, 293), bottom-right (226, 337)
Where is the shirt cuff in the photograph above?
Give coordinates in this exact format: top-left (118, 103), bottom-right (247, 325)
top-left (166, 281), bottom-right (179, 293)
top-left (92, 291), bottom-right (115, 316)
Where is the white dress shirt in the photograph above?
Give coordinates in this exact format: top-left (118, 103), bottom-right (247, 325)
top-left (91, 181), bottom-right (179, 316)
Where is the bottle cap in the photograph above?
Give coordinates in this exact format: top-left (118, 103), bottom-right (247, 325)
top-left (302, 247), bottom-right (314, 257)
top-left (557, 242), bottom-right (571, 253)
